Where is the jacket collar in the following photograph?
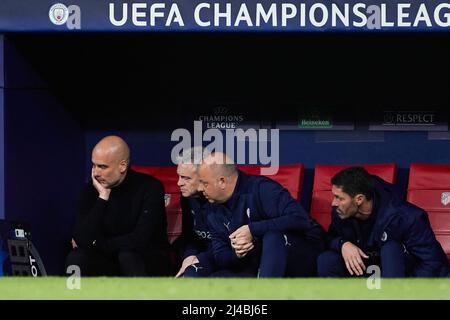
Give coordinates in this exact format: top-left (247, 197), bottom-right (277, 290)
top-left (367, 175), bottom-right (400, 244)
top-left (109, 168), bottom-right (135, 195)
top-left (223, 170), bottom-right (247, 211)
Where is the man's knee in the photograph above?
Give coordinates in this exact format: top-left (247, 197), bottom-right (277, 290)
top-left (262, 231), bottom-right (288, 251)
top-left (118, 251), bottom-right (141, 264)
top-left (380, 240), bottom-right (406, 278)
top-left (317, 251), bottom-right (344, 277)
top-left (118, 251), bottom-right (146, 276)
top-left (380, 240), bottom-right (404, 256)
top-left (65, 249), bottom-right (89, 271)
top-left (184, 263), bottom-right (206, 277)
top-left (380, 240), bottom-right (406, 269)
top-left (184, 254), bottom-right (214, 278)
top-left (260, 232), bottom-right (297, 277)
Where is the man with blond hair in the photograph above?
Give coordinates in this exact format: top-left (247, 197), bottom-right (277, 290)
top-left (174, 147), bottom-right (217, 277)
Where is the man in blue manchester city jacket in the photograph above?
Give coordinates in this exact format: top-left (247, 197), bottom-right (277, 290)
top-left (197, 152), bottom-right (325, 277)
top-left (317, 167), bottom-right (449, 278)
top-left (175, 147), bottom-right (216, 277)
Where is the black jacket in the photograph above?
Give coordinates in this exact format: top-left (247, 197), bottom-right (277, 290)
top-left (180, 195), bottom-right (212, 259)
top-left (73, 169), bottom-right (169, 254)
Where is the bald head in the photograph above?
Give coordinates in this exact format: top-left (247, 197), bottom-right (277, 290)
top-left (93, 135), bottom-right (130, 164)
top-left (202, 152), bottom-right (237, 178)
top-left (91, 136), bottom-right (130, 189)
top-left (197, 152), bottom-right (238, 203)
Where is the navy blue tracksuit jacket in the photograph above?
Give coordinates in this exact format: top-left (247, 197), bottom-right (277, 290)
top-left (206, 170), bottom-right (324, 272)
top-left (327, 175), bottom-right (449, 277)
top-left (180, 195), bottom-right (213, 260)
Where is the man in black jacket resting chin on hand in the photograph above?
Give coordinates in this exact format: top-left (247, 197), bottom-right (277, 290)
top-left (66, 135), bottom-right (170, 276)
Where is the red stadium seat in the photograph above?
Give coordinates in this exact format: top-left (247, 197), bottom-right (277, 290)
top-left (407, 164), bottom-right (450, 263)
top-left (310, 163), bottom-right (397, 230)
top-left (238, 164), bottom-right (304, 201)
top-left (132, 166), bottom-right (181, 244)
top-left (132, 164), bottom-right (305, 243)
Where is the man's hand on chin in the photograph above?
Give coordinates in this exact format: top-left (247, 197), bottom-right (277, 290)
top-left (91, 170), bottom-right (111, 201)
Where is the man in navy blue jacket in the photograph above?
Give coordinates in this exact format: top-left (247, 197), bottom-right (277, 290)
top-left (175, 147), bottom-right (216, 277)
top-left (197, 152), bottom-right (325, 277)
top-left (317, 167), bottom-right (449, 278)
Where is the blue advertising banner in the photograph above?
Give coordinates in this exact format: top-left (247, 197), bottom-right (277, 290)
top-left (1, 0), bottom-right (450, 32)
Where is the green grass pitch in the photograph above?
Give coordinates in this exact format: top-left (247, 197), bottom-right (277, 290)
top-left (0, 277), bottom-right (450, 299)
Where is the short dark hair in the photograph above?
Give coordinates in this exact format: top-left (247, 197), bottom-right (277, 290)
top-left (331, 167), bottom-right (374, 200)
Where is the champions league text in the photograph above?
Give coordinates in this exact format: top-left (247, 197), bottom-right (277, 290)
top-left (170, 121), bottom-right (280, 175)
top-left (109, 2), bottom-right (450, 29)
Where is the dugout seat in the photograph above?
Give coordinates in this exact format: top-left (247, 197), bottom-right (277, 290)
top-left (407, 163), bottom-right (450, 263)
top-left (132, 166), bottom-right (181, 244)
top-left (238, 164), bottom-right (304, 201)
top-left (310, 163), bottom-right (397, 230)
top-left (133, 164), bottom-right (305, 244)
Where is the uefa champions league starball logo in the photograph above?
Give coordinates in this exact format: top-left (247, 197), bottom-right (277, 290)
top-left (49, 3), bottom-right (69, 25)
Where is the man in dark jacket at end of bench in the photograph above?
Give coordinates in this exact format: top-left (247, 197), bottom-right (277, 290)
top-left (66, 135), bottom-right (170, 276)
top-left (198, 152), bottom-right (325, 277)
top-left (318, 166), bottom-right (449, 278)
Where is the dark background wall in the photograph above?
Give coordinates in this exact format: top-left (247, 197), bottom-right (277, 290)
top-left (1, 33), bottom-right (449, 274)
top-left (1, 36), bottom-right (85, 275)
top-left (0, 36), bottom-right (4, 221)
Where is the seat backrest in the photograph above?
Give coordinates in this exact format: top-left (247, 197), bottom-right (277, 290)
top-left (407, 163), bottom-right (450, 263)
top-left (238, 164), bottom-right (304, 201)
top-left (311, 163), bottom-right (397, 230)
top-left (132, 166), bottom-right (181, 244)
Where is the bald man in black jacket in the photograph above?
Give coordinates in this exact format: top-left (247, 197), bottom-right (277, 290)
top-left (66, 136), bottom-right (170, 276)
